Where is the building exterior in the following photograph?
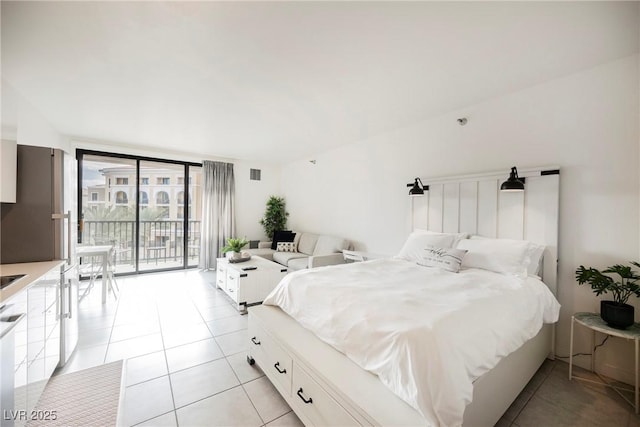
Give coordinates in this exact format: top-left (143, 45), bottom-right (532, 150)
top-left (82, 166), bottom-right (202, 221)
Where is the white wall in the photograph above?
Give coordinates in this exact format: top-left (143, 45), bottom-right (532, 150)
top-left (1, 79), bottom-right (67, 151)
top-left (281, 55), bottom-right (640, 383)
top-left (233, 161), bottom-right (281, 241)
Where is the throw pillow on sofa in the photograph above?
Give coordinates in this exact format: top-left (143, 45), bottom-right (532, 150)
top-left (276, 242), bottom-right (297, 252)
top-left (271, 230), bottom-right (296, 250)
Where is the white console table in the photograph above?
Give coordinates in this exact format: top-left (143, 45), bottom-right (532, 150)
top-left (216, 256), bottom-right (288, 312)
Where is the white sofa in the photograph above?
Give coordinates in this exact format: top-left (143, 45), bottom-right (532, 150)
top-left (246, 232), bottom-right (351, 271)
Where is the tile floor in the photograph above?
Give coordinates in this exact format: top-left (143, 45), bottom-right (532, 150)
top-left (57, 269), bottom-right (640, 427)
top-left (57, 269), bottom-right (301, 427)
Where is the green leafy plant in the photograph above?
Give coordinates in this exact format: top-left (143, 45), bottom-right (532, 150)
top-left (221, 237), bottom-right (249, 254)
top-left (259, 196), bottom-right (289, 239)
top-left (576, 262), bottom-right (640, 304)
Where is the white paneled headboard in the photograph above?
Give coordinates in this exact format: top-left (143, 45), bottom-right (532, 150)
top-left (411, 166), bottom-right (560, 295)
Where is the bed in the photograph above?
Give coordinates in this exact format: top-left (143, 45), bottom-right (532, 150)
top-left (247, 166), bottom-right (561, 427)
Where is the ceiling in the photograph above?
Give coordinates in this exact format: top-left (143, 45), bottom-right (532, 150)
top-left (2, 1), bottom-right (638, 164)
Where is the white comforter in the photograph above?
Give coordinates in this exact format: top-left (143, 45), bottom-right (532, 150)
top-left (262, 258), bottom-right (560, 427)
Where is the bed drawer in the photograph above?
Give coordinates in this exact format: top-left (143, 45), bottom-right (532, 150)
top-left (248, 319), bottom-right (266, 363)
top-left (292, 364), bottom-right (361, 426)
top-left (262, 334), bottom-right (293, 395)
top-left (248, 319), bottom-right (292, 395)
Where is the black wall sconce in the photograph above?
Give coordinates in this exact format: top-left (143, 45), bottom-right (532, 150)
top-left (500, 167), bottom-right (525, 192)
top-left (407, 178), bottom-right (428, 196)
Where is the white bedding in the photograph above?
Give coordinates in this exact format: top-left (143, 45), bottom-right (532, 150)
top-left (262, 258), bottom-right (560, 427)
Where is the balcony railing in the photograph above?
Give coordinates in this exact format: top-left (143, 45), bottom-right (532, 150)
top-left (82, 220), bottom-right (201, 269)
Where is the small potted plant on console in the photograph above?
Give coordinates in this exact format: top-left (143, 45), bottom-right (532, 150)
top-left (576, 262), bottom-right (640, 329)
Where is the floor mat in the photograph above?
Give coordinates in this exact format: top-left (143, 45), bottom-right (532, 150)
top-left (27, 360), bottom-right (124, 427)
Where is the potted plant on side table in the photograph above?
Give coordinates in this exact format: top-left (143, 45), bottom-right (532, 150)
top-left (576, 262), bottom-right (640, 329)
top-left (222, 237), bottom-right (250, 263)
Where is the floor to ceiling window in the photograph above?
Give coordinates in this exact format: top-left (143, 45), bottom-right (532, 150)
top-left (77, 150), bottom-right (202, 274)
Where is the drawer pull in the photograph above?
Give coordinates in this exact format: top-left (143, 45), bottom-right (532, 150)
top-left (297, 387), bottom-right (313, 404)
top-left (251, 337), bottom-right (261, 345)
top-left (274, 362), bottom-right (287, 374)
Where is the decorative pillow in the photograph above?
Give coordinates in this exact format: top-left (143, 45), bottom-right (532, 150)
top-left (418, 247), bottom-right (468, 273)
top-left (456, 238), bottom-right (531, 277)
top-left (396, 231), bottom-right (459, 263)
top-left (276, 242), bottom-right (297, 252)
top-left (271, 230), bottom-right (296, 250)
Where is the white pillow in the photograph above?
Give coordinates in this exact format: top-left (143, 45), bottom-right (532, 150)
top-left (469, 235), bottom-right (545, 277)
top-left (418, 247), bottom-right (468, 273)
top-left (414, 229), bottom-right (468, 247)
top-left (527, 243), bottom-right (545, 277)
top-left (456, 238), bottom-right (531, 276)
top-left (396, 231), bottom-right (459, 263)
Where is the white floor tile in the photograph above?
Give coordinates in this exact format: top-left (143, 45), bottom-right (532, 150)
top-left (169, 358), bottom-right (240, 408)
top-left (165, 338), bottom-right (224, 373)
top-left (113, 312), bottom-right (158, 326)
top-left (57, 344), bottom-right (108, 375)
top-left (78, 315), bottom-right (115, 331)
top-left (125, 350), bottom-right (168, 386)
top-left (215, 329), bottom-right (249, 356)
top-left (133, 411), bottom-right (177, 427)
top-left (76, 327), bottom-right (112, 349)
top-left (198, 304), bottom-right (239, 322)
top-left (175, 386), bottom-right (262, 427)
top-left (265, 411), bottom-right (304, 427)
top-left (243, 376), bottom-right (291, 423)
top-left (111, 321), bottom-right (161, 343)
top-left (105, 333), bottom-right (164, 362)
top-left (226, 352), bottom-right (264, 384)
top-left (206, 315), bottom-right (248, 337)
top-left (122, 376), bottom-right (174, 426)
top-left (194, 296), bottom-right (233, 311)
top-left (162, 322), bottom-right (213, 349)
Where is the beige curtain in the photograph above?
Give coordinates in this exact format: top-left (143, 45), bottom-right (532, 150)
top-left (199, 161), bottom-right (235, 269)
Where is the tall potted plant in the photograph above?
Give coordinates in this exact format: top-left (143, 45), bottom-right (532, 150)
top-left (576, 262), bottom-right (640, 329)
top-left (259, 196), bottom-right (289, 240)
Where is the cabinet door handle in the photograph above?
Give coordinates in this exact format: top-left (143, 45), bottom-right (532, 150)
top-left (274, 361), bottom-right (287, 374)
top-left (297, 388), bottom-right (313, 404)
top-left (251, 337), bottom-right (261, 345)
top-left (67, 280), bottom-right (73, 319)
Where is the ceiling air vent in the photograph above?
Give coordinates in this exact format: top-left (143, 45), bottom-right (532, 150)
top-left (250, 169), bottom-right (261, 181)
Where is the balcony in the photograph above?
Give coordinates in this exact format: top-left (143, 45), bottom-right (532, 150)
top-left (82, 220), bottom-right (201, 273)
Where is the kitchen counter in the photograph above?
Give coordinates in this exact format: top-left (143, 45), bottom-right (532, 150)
top-left (0, 260), bottom-right (65, 304)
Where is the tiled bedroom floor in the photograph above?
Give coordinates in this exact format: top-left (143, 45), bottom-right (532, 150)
top-left (57, 269), bottom-right (301, 427)
top-left (58, 269), bottom-right (640, 427)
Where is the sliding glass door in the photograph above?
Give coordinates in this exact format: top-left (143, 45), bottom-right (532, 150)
top-left (78, 150), bottom-right (202, 274)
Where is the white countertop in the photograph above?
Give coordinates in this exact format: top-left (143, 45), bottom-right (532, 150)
top-left (0, 260), bottom-right (65, 304)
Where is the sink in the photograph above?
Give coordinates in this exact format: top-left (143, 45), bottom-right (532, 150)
top-left (0, 274), bottom-right (26, 290)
